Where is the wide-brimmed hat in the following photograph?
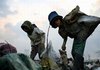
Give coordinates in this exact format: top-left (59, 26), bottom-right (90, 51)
top-left (48, 11), bottom-right (62, 28)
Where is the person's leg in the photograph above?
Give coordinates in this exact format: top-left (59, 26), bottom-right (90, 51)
top-left (30, 45), bottom-right (38, 60)
top-left (72, 25), bottom-right (90, 70)
top-left (38, 43), bottom-right (45, 59)
top-left (71, 21), bottom-right (99, 70)
top-left (71, 15), bottom-right (100, 70)
top-left (72, 39), bottom-right (86, 70)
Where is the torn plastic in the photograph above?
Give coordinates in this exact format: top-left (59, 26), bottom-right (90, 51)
top-left (41, 41), bottom-right (60, 63)
top-left (40, 41), bottom-right (61, 70)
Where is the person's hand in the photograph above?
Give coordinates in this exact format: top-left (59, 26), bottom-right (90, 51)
top-left (61, 45), bottom-right (66, 51)
top-left (59, 49), bottom-right (66, 55)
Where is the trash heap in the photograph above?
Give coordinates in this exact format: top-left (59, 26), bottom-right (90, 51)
top-left (0, 41), bottom-right (69, 70)
top-left (0, 42), bottom-right (100, 70)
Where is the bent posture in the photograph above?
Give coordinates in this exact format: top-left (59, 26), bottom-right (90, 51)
top-left (21, 21), bottom-right (45, 60)
top-left (48, 6), bottom-right (100, 70)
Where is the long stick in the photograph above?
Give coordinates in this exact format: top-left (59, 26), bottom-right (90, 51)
top-left (47, 25), bottom-right (50, 55)
top-left (46, 25), bottom-right (50, 70)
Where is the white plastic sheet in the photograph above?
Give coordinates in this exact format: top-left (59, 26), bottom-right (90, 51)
top-left (41, 41), bottom-right (60, 62)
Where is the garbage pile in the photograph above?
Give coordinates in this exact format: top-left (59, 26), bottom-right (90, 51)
top-left (0, 53), bottom-right (41, 70)
top-left (0, 42), bottom-right (100, 70)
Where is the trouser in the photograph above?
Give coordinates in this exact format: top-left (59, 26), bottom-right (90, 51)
top-left (30, 43), bottom-right (45, 60)
top-left (72, 40), bottom-right (85, 70)
top-left (72, 15), bottom-right (100, 70)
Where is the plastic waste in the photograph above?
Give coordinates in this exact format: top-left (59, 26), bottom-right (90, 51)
top-left (0, 53), bottom-right (41, 70)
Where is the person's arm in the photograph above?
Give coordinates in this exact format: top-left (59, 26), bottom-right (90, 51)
top-left (58, 29), bottom-right (67, 50)
top-left (62, 38), bottom-right (67, 51)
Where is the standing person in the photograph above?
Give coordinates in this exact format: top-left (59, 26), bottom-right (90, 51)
top-left (48, 6), bottom-right (100, 70)
top-left (21, 20), bottom-right (45, 60)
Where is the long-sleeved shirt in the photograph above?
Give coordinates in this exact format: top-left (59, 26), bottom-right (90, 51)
top-left (28, 27), bottom-right (45, 46)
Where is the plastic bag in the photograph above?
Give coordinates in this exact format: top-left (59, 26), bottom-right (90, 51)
top-left (41, 41), bottom-right (60, 62)
top-left (40, 41), bottom-right (61, 70)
